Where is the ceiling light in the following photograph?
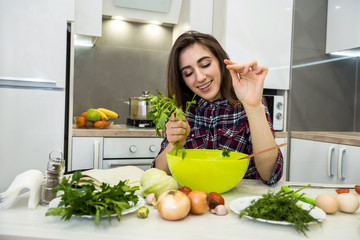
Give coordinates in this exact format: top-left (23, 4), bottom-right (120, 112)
top-left (112, 16), bottom-right (125, 21)
top-left (150, 20), bottom-right (162, 25)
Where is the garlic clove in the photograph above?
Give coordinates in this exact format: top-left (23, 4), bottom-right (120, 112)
top-left (211, 204), bottom-right (228, 216)
top-left (146, 193), bottom-right (157, 207)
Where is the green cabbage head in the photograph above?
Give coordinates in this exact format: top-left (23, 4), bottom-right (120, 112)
top-left (140, 168), bottom-right (178, 198)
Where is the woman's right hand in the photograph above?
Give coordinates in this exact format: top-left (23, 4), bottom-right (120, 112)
top-left (165, 113), bottom-right (190, 148)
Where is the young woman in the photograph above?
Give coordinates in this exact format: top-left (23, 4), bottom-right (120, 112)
top-left (153, 31), bottom-right (283, 185)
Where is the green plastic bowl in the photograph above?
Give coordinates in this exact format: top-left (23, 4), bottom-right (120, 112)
top-left (167, 149), bottom-right (250, 194)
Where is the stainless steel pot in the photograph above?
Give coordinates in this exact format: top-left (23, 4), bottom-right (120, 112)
top-left (124, 91), bottom-right (150, 120)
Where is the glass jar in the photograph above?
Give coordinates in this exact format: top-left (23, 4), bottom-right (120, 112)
top-left (40, 150), bottom-right (65, 206)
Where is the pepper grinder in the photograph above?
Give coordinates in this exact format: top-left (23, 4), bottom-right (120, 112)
top-left (40, 150), bottom-right (65, 206)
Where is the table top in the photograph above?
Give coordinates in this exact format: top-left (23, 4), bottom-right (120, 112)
top-left (0, 179), bottom-right (359, 240)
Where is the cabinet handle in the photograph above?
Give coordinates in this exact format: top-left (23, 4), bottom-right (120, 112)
top-left (93, 141), bottom-right (100, 169)
top-left (108, 161), bottom-right (151, 167)
top-left (337, 148), bottom-right (346, 180)
top-left (327, 146), bottom-right (335, 177)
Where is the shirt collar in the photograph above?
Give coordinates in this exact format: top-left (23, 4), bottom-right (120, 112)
top-left (196, 97), bottom-right (228, 112)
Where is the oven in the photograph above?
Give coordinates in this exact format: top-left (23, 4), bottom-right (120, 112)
top-left (101, 137), bottom-right (163, 170)
top-left (263, 95), bottom-right (284, 131)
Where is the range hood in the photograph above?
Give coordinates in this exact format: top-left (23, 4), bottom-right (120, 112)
top-left (103, 0), bottom-right (182, 25)
top-left (113, 0), bottom-right (172, 13)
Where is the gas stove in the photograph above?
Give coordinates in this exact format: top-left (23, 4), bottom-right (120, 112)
top-left (126, 118), bottom-right (154, 128)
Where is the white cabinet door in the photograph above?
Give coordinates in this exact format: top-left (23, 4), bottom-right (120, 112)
top-left (0, 0), bottom-right (74, 88)
top-left (290, 138), bottom-right (338, 184)
top-left (337, 144), bottom-right (360, 184)
top-left (75, 0), bottom-right (102, 37)
top-left (290, 138), bottom-right (360, 184)
top-left (326, 0), bottom-right (360, 53)
top-left (71, 137), bottom-right (103, 171)
top-left (224, 0), bottom-right (293, 90)
top-left (173, 0), bottom-right (213, 42)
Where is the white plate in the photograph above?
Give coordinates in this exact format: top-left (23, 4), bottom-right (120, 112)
top-left (49, 195), bottom-right (145, 218)
top-left (230, 196), bottom-right (326, 225)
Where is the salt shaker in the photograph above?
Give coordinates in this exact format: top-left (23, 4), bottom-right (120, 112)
top-left (40, 150), bottom-right (65, 206)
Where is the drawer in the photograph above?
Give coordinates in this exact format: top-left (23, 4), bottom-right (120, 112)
top-left (101, 159), bottom-right (153, 171)
top-left (103, 137), bottom-right (163, 158)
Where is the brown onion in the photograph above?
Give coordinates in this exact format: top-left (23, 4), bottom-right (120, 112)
top-left (188, 190), bottom-right (209, 215)
top-left (157, 190), bottom-right (191, 221)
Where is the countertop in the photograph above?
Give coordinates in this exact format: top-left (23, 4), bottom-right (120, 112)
top-left (291, 131), bottom-right (360, 147)
top-left (72, 124), bottom-right (288, 138)
top-left (0, 179), bottom-right (359, 240)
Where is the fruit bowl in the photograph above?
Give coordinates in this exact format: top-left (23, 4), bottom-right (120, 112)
top-left (167, 149), bottom-right (250, 194)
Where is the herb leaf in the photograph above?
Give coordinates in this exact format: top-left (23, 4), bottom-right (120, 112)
top-left (222, 149), bottom-right (230, 157)
top-left (239, 186), bottom-right (320, 236)
top-left (145, 90), bottom-right (196, 158)
top-left (45, 171), bottom-right (139, 225)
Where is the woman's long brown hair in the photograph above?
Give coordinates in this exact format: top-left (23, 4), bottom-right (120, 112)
top-left (167, 31), bottom-right (238, 110)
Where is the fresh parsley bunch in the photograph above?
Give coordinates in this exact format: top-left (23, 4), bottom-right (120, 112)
top-left (239, 185), bottom-right (320, 236)
top-left (145, 90), bottom-right (196, 157)
top-left (45, 171), bottom-right (139, 225)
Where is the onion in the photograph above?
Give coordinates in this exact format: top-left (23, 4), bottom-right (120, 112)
top-left (187, 190), bottom-right (209, 215)
top-left (157, 190), bottom-right (191, 221)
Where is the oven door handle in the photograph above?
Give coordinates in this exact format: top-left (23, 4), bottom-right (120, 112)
top-left (108, 161), bottom-right (152, 167)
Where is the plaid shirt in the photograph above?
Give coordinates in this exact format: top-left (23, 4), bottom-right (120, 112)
top-left (154, 97), bottom-right (283, 186)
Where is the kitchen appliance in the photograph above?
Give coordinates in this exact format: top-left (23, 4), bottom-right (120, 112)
top-left (101, 137), bottom-right (163, 170)
top-left (126, 118), bottom-right (154, 128)
top-left (0, 1), bottom-right (72, 192)
top-left (263, 95), bottom-right (284, 131)
top-left (125, 90), bottom-right (154, 128)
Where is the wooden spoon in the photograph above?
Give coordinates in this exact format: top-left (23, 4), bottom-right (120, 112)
top-left (238, 142), bottom-right (287, 160)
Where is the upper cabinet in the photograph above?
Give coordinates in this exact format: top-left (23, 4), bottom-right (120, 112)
top-left (326, 0), bottom-right (360, 53)
top-left (0, 0), bottom-right (74, 89)
top-left (173, 0), bottom-right (213, 42)
top-left (102, 0), bottom-right (183, 25)
top-left (223, 0), bottom-right (293, 90)
top-left (74, 0), bottom-right (102, 37)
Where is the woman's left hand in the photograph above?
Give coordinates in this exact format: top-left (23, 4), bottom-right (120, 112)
top-left (224, 59), bottom-right (268, 108)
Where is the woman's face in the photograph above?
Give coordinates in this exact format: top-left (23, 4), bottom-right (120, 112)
top-left (179, 43), bottom-right (222, 102)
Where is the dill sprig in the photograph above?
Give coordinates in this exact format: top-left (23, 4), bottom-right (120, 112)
top-left (239, 185), bottom-right (321, 236)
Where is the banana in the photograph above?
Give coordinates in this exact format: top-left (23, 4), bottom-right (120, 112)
top-left (97, 108), bottom-right (119, 118)
top-left (97, 109), bottom-right (108, 121)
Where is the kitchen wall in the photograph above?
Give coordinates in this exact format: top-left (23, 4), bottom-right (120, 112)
top-left (73, 19), bottom-right (173, 123)
top-left (289, 0), bottom-right (360, 132)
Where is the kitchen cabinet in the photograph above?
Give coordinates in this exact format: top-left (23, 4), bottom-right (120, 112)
top-left (102, 0), bottom-right (183, 25)
top-left (71, 137), bottom-right (103, 171)
top-left (326, 0), bottom-right (360, 53)
top-left (289, 138), bottom-right (360, 184)
top-left (173, 0), bottom-right (213, 42)
top-left (74, 0), bottom-right (102, 37)
top-left (0, 0), bottom-right (74, 89)
top-left (224, 0), bottom-right (293, 90)
top-left (71, 135), bottom-right (163, 171)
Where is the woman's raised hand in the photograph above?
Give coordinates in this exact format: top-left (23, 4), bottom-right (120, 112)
top-left (224, 59), bottom-right (268, 108)
top-left (165, 113), bottom-right (190, 148)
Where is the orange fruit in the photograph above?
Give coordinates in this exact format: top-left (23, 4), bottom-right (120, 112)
top-left (76, 117), bottom-right (86, 128)
top-left (81, 112), bottom-right (87, 118)
top-left (94, 121), bottom-right (105, 128)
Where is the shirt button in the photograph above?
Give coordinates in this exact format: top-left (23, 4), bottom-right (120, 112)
top-left (191, 134), bottom-right (194, 137)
